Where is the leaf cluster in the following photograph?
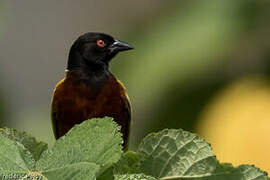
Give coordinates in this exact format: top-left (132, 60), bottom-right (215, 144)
top-left (0, 118), bottom-right (268, 180)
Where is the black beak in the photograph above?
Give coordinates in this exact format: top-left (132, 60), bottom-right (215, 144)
top-left (109, 39), bottom-right (134, 53)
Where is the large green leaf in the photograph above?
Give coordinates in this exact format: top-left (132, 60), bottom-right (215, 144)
top-left (0, 117), bottom-right (123, 180)
top-left (0, 134), bottom-right (34, 173)
top-left (0, 128), bottom-right (48, 162)
top-left (37, 117), bottom-right (123, 179)
top-left (115, 129), bottom-right (269, 180)
top-left (138, 129), bottom-right (218, 179)
top-left (168, 164), bottom-right (269, 180)
top-left (41, 162), bottom-right (99, 180)
top-left (0, 128), bottom-right (47, 178)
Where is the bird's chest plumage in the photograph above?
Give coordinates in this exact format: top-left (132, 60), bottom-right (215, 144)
top-left (51, 71), bottom-right (131, 148)
top-left (74, 79), bottom-right (123, 119)
top-left (55, 77), bottom-right (122, 117)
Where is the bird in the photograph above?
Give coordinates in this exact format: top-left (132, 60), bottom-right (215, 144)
top-left (51, 32), bottom-right (133, 151)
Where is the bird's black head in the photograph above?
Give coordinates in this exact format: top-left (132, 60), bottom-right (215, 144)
top-left (67, 32), bottom-right (133, 72)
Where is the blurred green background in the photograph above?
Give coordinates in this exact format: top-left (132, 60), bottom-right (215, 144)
top-left (1, 0), bottom-right (270, 172)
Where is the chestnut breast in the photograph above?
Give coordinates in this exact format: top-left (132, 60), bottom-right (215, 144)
top-left (51, 74), bottom-right (129, 138)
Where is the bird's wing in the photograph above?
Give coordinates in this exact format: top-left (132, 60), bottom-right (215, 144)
top-left (116, 78), bottom-right (132, 151)
top-left (121, 93), bottom-right (131, 151)
top-left (51, 97), bottom-right (60, 139)
top-left (51, 79), bottom-right (66, 139)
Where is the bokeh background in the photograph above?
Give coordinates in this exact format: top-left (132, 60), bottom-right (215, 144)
top-left (1, 0), bottom-right (270, 172)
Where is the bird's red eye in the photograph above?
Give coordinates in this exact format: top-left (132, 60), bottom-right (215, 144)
top-left (97, 40), bottom-right (105, 47)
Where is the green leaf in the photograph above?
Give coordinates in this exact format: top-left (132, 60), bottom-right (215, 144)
top-left (0, 128), bottom-right (48, 161)
top-left (131, 129), bottom-right (269, 180)
top-left (97, 166), bottom-right (114, 180)
top-left (37, 117), bottom-right (123, 179)
top-left (138, 129), bottom-right (218, 179)
top-left (0, 134), bottom-right (34, 172)
top-left (214, 163), bottom-right (235, 174)
top-left (114, 151), bottom-right (145, 174)
top-left (0, 128), bottom-right (47, 176)
top-left (115, 174), bottom-right (157, 180)
top-left (236, 165), bottom-right (269, 180)
top-left (41, 162), bottom-right (100, 180)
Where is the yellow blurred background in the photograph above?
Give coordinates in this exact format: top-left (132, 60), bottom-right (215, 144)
top-left (197, 77), bottom-right (270, 172)
top-left (0, 0), bottom-right (270, 172)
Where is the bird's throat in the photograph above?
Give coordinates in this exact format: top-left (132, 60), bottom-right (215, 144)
top-left (66, 67), bottom-right (111, 94)
top-left (66, 47), bottom-right (111, 92)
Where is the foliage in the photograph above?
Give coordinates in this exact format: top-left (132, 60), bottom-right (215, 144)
top-left (0, 117), bottom-right (268, 180)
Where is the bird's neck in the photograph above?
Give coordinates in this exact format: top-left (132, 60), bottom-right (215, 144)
top-left (66, 65), bottom-right (112, 94)
top-left (66, 67), bottom-right (110, 81)
top-left (66, 46), bottom-right (112, 92)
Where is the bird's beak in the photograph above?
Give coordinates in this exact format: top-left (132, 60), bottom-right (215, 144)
top-left (109, 39), bottom-right (134, 53)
